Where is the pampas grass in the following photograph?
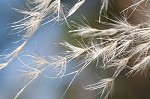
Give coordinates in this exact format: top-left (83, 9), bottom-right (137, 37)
top-left (2, 0), bottom-right (150, 99)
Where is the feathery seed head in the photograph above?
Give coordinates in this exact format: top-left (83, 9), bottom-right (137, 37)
top-left (84, 78), bottom-right (114, 99)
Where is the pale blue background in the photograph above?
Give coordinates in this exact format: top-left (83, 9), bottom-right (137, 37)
top-left (0, 0), bottom-right (101, 99)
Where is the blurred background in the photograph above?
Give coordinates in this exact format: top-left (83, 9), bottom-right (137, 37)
top-left (0, 0), bottom-right (150, 99)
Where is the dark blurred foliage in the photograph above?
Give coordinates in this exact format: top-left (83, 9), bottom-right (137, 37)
top-left (64, 0), bottom-right (150, 99)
